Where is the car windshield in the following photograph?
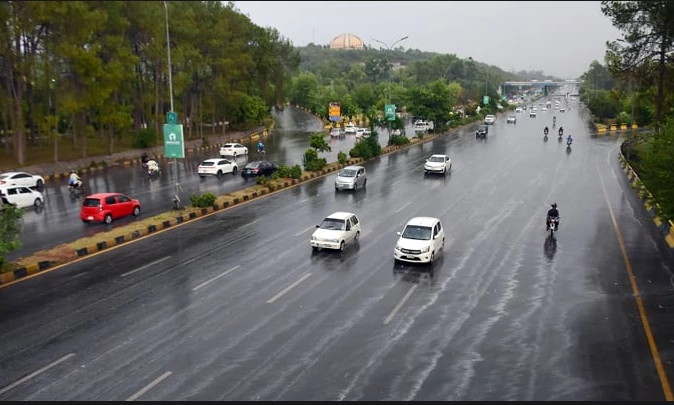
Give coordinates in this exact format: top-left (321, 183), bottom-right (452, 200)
top-left (402, 225), bottom-right (432, 240)
top-left (319, 218), bottom-right (345, 231)
top-left (201, 161), bottom-right (215, 166)
top-left (245, 163), bottom-right (260, 169)
top-left (83, 198), bottom-right (100, 207)
top-left (339, 169), bottom-right (357, 177)
top-left (223, 144), bottom-right (234, 148)
top-left (428, 156), bottom-right (445, 163)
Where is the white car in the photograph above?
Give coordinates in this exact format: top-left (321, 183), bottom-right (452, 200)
top-left (515, 107), bottom-right (523, 113)
top-left (0, 185), bottom-right (44, 209)
top-left (219, 143), bottom-right (248, 158)
top-left (559, 107), bottom-right (565, 113)
top-left (529, 111), bottom-right (537, 118)
top-left (507, 115), bottom-right (517, 124)
top-left (335, 165), bottom-right (367, 191)
top-left (394, 217), bottom-right (445, 265)
top-left (423, 154), bottom-right (451, 175)
top-left (484, 115), bottom-right (496, 125)
top-left (311, 212), bottom-right (361, 252)
top-left (197, 158), bottom-right (238, 178)
top-left (355, 128), bottom-right (366, 138)
top-left (0, 171), bottom-right (45, 189)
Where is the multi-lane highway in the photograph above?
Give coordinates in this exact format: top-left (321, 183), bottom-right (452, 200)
top-left (2, 98), bottom-right (673, 400)
top-left (9, 107), bottom-right (396, 261)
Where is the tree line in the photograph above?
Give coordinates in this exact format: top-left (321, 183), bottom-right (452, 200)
top-left (0, 1), bottom-right (300, 165)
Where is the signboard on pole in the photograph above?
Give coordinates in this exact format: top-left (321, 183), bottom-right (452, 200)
top-left (329, 102), bottom-right (341, 122)
top-left (385, 104), bottom-right (396, 121)
top-left (483, 95), bottom-right (490, 106)
top-left (163, 124), bottom-right (185, 158)
top-left (167, 112), bottom-right (178, 125)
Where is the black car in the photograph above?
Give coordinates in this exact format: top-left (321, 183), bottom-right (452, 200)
top-left (476, 125), bottom-right (488, 138)
top-left (241, 160), bottom-right (278, 178)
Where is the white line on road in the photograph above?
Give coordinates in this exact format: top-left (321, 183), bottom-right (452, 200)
top-left (383, 284), bottom-right (418, 325)
top-left (125, 370), bottom-right (172, 401)
top-left (242, 218), bottom-right (261, 228)
top-left (395, 201), bottom-right (413, 213)
top-left (0, 353), bottom-right (75, 396)
top-left (192, 265), bottom-right (241, 291)
top-left (294, 225), bottom-right (316, 237)
top-left (266, 273), bottom-right (312, 304)
top-left (121, 256), bottom-right (172, 278)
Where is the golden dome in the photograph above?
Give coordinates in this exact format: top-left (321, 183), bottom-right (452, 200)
top-left (329, 33), bottom-right (364, 50)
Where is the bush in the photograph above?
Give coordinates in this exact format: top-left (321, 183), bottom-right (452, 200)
top-left (417, 132), bottom-right (424, 140)
top-left (349, 133), bottom-right (382, 160)
top-left (290, 164), bottom-right (302, 179)
top-left (190, 192), bottom-right (217, 208)
top-left (388, 135), bottom-right (411, 146)
top-left (337, 151), bottom-right (348, 164)
top-left (255, 176), bottom-right (268, 185)
top-left (275, 164), bottom-right (302, 179)
top-left (133, 128), bottom-right (157, 149)
top-left (302, 148), bottom-right (327, 171)
top-left (270, 171), bottom-right (280, 180)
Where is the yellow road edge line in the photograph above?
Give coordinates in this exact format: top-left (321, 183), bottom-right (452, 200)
top-left (596, 161), bottom-right (674, 401)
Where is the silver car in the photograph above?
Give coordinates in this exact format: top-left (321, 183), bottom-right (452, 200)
top-left (335, 165), bottom-right (367, 191)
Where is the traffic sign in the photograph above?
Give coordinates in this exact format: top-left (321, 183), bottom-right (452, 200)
top-left (385, 104), bottom-right (396, 121)
top-left (163, 124), bottom-right (185, 158)
top-left (483, 95), bottom-right (490, 105)
top-left (167, 112), bottom-right (178, 125)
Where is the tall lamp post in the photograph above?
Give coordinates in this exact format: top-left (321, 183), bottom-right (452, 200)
top-left (372, 36), bottom-right (409, 135)
top-left (164, 1), bottom-right (180, 209)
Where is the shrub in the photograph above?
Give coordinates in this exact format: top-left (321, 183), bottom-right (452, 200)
top-left (290, 164), bottom-right (302, 179)
top-left (255, 176), bottom-right (268, 185)
top-left (417, 132), bottom-right (424, 140)
top-left (270, 171), bottom-right (280, 180)
top-left (389, 135), bottom-right (410, 146)
top-left (349, 133), bottom-right (382, 160)
top-left (190, 192), bottom-right (217, 208)
top-left (133, 128), bottom-right (157, 149)
top-left (303, 148), bottom-right (327, 171)
top-left (337, 151), bottom-right (348, 164)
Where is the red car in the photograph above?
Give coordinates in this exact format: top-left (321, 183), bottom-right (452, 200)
top-left (80, 192), bottom-right (141, 224)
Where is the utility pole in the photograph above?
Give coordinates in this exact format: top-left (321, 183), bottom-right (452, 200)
top-left (164, 0), bottom-right (181, 209)
top-left (372, 36), bottom-right (409, 136)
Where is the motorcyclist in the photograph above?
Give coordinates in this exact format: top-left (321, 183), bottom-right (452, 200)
top-left (566, 134), bottom-right (573, 145)
top-left (68, 170), bottom-right (82, 188)
top-left (544, 126), bottom-right (549, 136)
top-left (553, 116), bottom-right (556, 123)
top-left (147, 159), bottom-right (160, 175)
top-left (546, 203), bottom-right (560, 231)
top-left (257, 141), bottom-right (265, 157)
top-left (558, 127), bottom-right (564, 136)
top-left (141, 152), bottom-right (149, 167)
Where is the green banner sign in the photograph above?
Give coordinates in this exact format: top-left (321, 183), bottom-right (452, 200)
top-left (163, 124), bottom-right (185, 159)
top-left (385, 104), bottom-right (396, 121)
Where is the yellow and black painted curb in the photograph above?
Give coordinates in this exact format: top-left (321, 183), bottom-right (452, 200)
top-left (596, 123), bottom-right (639, 135)
top-left (1, 121), bottom-right (478, 286)
top-left (40, 128), bottom-right (271, 184)
top-left (617, 151), bottom-right (674, 250)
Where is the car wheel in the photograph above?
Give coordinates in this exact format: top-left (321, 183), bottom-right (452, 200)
top-left (216, 170), bottom-right (223, 178)
top-left (232, 167), bottom-right (238, 175)
top-left (104, 214), bottom-right (112, 224)
top-left (354, 231), bottom-right (360, 242)
top-left (441, 238), bottom-right (445, 250)
top-left (36, 179), bottom-right (44, 189)
top-left (353, 182), bottom-right (358, 191)
top-left (429, 252), bottom-right (435, 265)
top-left (233, 152), bottom-right (237, 158)
top-left (339, 241), bottom-right (345, 251)
top-left (133, 206), bottom-right (140, 216)
top-left (34, 198), bottom-right (42, 207)
top-left (363, 179), bottom-right (367, 187)
top-left (312, 246), bottom-right (318, 253)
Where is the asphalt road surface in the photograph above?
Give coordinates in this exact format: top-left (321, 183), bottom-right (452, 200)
top-left (9, 107), bottom-right (398, 261)
top-left (2, 97), bottom-right (674, 400)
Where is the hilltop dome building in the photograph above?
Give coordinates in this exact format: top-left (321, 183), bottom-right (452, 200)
top-left (329, 33), bottom-right (364, 50)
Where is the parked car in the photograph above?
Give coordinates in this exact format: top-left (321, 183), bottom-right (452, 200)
top-left (0, 185), bottom-right (44, 209)
top-left (241, 160), bottom-right (278, 178)
top-left (476, 125), bottom-right (488, 138)
top-left (311, 211), bottom-right (361, 252)
top-left (393, 217), bottom-right (445, 265)
top-left (197, 158), bottom-right (238, 178)
top-left (424, 154), bottom-right (452, 175)
top-left (507, 115), bottom-right (517, 124)
top-left (219, 143), bottom-right (248, 158)
top-left (334, 165), bottom-right (367, 191)
top-left (80, 193), bottom-right (140, 224)
top-left (484, 115), bottom-right (496, 125)
top-left (0, 171), bottom-right (45, 189)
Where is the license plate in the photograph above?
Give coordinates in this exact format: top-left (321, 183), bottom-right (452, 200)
top-left (87, 216), bottom-right (93, 220)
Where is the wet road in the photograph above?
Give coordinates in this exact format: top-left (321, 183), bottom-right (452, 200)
top-left (10, 107), bottom-right (398, 261)
top-left (2, 97), bottom-right (674, 400)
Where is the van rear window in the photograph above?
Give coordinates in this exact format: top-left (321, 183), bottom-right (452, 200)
top-left (83, 198), bottom-right (101, 207)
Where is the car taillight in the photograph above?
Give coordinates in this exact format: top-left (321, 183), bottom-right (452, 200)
top-left (252, 168), bottom-right (259, 172)
top-left (0, 181), bottom-right (5, 185)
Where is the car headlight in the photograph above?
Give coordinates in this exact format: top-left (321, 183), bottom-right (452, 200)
top-left (311, 236), bottom-right (317, 241)
top-left (395, 245), bottom-right (401, 251)
top-left (330, 238), bottom-right (339, 243)
top-left (421, 246), bottom-right (430, 253)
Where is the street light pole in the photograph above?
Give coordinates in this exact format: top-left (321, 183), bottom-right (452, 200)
top-left (164, 1), bottom-right (180, 209)
top-left (372, 36), bottom-right (409, 137)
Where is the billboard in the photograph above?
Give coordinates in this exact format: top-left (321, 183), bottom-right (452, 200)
top-left (329, 102), bottom-right (341, 122)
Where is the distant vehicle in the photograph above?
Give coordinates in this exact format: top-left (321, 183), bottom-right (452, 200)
top-left (424, 154), bottom-right (452, 176)
top-left (344, 122), bottom-right (357, 134)
top-left (198, 158), bottom-right (238, 178)
top-left (241, 160), bottom-right (278, 178)
top-left (311, 212), bottom-right (361, 252)
top-left (0, 185), bottom-right (44, 209)
top-left (80, 192), bottom-right (140, 224)
top-left (219, 143), bottom-right (248, 158)
top-left (330, 127), bottom-right (344, 138)
top-left (529, 110), bottom-right (537, 118)
top-left (355, 128), bottom-right (366, 138)
top-left (393, 216), bottom-right (445, 265)
top-left (335, 165), bottom-right (367, 191)
top-left (507, 115), bottom-right (517, 124)
top-left (559, 107), bottom-right (565, 113)
top-left (484, 115), bottom-right (496, 125)
top-left (413, 121), bottom-right (429, 133)
top-left (476, 125), bottom-right (488, 138)
top-left (0, 172), bottom-right (45, 189)
top-left (515, 107), bottom-right (523, 113)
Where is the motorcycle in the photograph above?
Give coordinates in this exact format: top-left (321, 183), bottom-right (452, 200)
top-left (544, 135), bottom-right (548, 142)
top-left (68, 181), bottom-right (85, 194)
top-left (544, 128), bottom-right (549, 136)
top-left (258, 149), bottom-right (266, 159)
top-left (547, 217), bottom-right (559, 237)
top-left (148, 168), bottom-right (161, 179)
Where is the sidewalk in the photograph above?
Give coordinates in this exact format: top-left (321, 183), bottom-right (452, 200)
top-left (14, 127), bottom-right (266, 181)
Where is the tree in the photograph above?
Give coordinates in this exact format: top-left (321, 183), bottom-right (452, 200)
top-left (638, 119), bottom-right (674, 220)
top-left (602, 1), bottom-right (674, 129)
top-left (0, 204), bottom-right (23, 268)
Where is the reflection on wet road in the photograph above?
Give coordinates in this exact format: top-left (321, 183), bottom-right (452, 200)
top-left (2, 98), bottom-right (674, 401)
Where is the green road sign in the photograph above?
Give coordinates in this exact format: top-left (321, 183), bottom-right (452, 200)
top-left (167, 112), bottom-right (178, 125)
top-left (163, 124), bottom-right (185, 158)
top-left (483, 95), bottom-right (490, 105)
top-left (385, 104), bottom-right (396, 121)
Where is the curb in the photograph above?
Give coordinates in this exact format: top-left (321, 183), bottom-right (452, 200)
top-left (597, 123), bottom-right (639, 133)
top-left (40, 128), bottom-right (271, 184)
top-left (1, 120), bottom-right (477, 286)
top-left (617, 150), bottom-right (674, 250)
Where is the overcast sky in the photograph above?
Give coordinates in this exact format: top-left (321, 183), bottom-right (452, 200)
top-left (233, 1), bottom-right (623, 79)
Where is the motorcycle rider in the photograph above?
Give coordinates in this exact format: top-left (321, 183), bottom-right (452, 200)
top-left (68, 170), bottom-right (82, 189)
top-left (141, 152), bottom-right (150, 167)
top-left (544, 126), bottom-right (549, 136)
top-left (147, 159), bottom-right (160, 175)
top-left (546, 203), bottom-right (560, 231)
top-left (257, 141), bottom-right (265, 157)
top-left (553, 116), bottom-right (556, 124)
top-left (558, 126), bottom-right (564, 137)
top-left (566, 134), bottom-right (573, 145)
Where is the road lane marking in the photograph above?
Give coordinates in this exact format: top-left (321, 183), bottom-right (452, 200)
top-left (596, 162), bottom-right (673, 401)
top-left (395, 201), bottom-right (412, 213)
top-left (0, 353), bottom-right (75, 396)
top-left (125, 370), bottom-right (172, 401)
top-left (192, 265), bottom-right (241, 291)
top-left (266, 273), bottom-right (312, 304)
top-left (383, 284), bottom-right (418, 325)
top-left (121, 256), bottom-right (172, 278)
top-left (294, 225), bottom-right (316, 237)
top-left (241, 218), bottom-right (261, 228)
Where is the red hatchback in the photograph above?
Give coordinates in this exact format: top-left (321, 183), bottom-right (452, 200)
top-left (80, 193), bottom-right (141, 224)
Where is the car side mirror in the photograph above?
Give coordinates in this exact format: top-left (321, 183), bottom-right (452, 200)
top-left (425, 159), bottom-right (429, 162)
top-left (316, 224), bottom-right (319, 228)
top-left (434, 234), bottom-right (439, 239)
top-left (396, 231), bottom-right (401, 236)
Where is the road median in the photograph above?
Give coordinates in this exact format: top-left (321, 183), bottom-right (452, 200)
top-left (1, 123), bottom-right (481, 285)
